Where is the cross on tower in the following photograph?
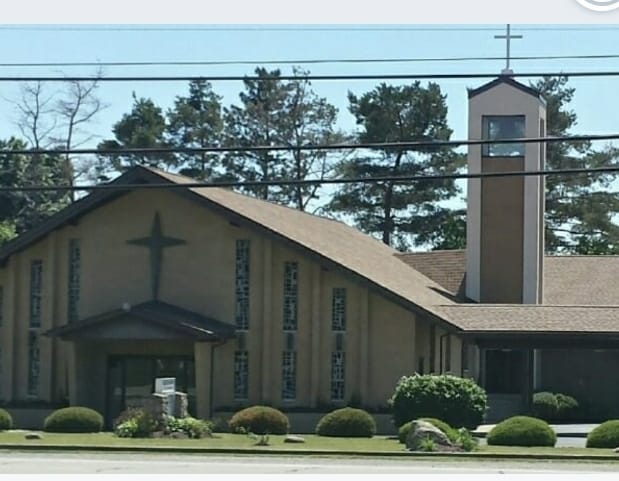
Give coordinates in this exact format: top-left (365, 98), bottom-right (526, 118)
top-left (494, 24), bottom-right (523, 75)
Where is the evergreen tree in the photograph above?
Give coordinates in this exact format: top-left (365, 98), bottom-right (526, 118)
top-left (0, 137), bottom-right (70, 237)
top-left (534, 76), bottom-right (619, 254)
top-left (223, 67), bottom-right (341, 210)
top-left (328, 82), bottom-right (463, 250)
top-left (166, 79), bottom-right (223, 180)
top-left (97, 93), bottom-right (173, 178)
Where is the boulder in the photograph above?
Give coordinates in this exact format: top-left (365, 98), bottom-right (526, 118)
top-left (614, 447), bottom-right (619, 453)
top-left (24, 432), bottom-right (43, 440)
top-left (406, 420), bottom-right (453, 452)
top-left (170, 432), bottom-right (189, 440)
top-left (284, 435), bottom-right (305, 444)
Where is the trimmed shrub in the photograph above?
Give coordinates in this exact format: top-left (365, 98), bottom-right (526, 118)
top-left (315, 408), bottom-right (376, 438)
top-left (165, 416), bottom-right (212, 439)
top-left (586, 420), bottom-right (619, 448)
top-left (0, 409), bottom-right (12, 431)
top-left (555, 393), bottom-right (579, 421)
top-left (487, 416), bottom-right (556, 447)
top-left (389, 375), bottom-right (487, 428)
top-left (229, 406), bottom-right (289, 435)
top-left (398, 418), bottom-right (458, 444)
top-left (44, 407), bottom-right (103, 433)
top-left (532, 392), bottom-right (559, 421)
top-left (113, 409), bottom-right (157, 438)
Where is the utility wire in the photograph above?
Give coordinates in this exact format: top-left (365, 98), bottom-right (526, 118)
top-left (4, 54), bottom-right (619, 68)
top-left (0, 26), bottom-right (618, 32)
top-left (2, 71), bottom-right (619, 82)
top-left (2, 166), bottom-right (619, 193)
top-left (0, 133), bottom-right (615, 156)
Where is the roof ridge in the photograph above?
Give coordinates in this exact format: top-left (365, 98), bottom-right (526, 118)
top-left (145, 165), bottom-right (355, 229)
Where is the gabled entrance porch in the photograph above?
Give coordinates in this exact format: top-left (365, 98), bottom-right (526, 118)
top-left (46, 300), bottom-right (235, 426)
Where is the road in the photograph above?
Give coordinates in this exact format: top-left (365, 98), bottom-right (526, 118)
top-left (0, 452), bottom-right (617, 474)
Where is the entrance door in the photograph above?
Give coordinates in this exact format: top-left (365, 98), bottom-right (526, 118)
top-left (106, 356), bottom-right (196, 426)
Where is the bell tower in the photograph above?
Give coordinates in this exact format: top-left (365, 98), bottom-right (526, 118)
top-left (465, 77), bottom-right (547, 304)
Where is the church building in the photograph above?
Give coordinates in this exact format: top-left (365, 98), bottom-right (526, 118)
top-left (1, 76), bottom-right (619, 430)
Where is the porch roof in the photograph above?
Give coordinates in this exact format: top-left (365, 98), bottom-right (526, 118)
top-left (435, 304), bottom-right (619, 336)
top-left (45, 301), bottom-right (236, 341)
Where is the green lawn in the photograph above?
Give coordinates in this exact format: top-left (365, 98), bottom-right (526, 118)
top-left (0, 431), bottom-right (615, 457)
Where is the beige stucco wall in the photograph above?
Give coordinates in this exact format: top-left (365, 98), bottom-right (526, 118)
top-left (0, 187), bottom-right (456, 420)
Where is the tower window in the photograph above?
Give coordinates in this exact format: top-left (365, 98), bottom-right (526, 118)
top-left (482, 116), bottom-right (526, 157)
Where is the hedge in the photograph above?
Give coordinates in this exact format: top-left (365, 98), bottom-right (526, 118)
top-left (315, 408), bottom-right (376, 438)
top-left (0, 409), bottom-right (12, 431)
top-left (44, 407), bottom-right (103, 433)
top-left (228, 406), bottom-right (289, 435)
top-left (389, 375), bottom-right (487, 428)
top-left (586, 420), bottom-right (619, 448)
top-left (487, 416), bottom-right (556, 447)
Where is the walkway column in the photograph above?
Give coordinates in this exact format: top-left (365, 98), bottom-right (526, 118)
top-left (194, 342), bottom-right (212, 420)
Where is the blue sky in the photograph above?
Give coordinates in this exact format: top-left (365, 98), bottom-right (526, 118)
top-left (0, 24), bottom-right (617, 150)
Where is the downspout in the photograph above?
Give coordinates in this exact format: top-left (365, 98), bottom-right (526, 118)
top-left (439, 334), bottom-right (449, 374)
top-left (209, 339), bottom-right (228, 419)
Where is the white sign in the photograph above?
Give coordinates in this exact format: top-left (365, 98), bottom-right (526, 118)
top-left (155, 377), bottom-right (176, 394)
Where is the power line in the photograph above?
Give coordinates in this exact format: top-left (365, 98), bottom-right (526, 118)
top-left (2, 166), bottom-right (619, 193)
top-left (2, 71), bottom-right (619, 82)
top-left (4, 54), bottom-right (619, 69)
top-left (0, 133), bottom-right (615, 156)
top-left (0, 26), bottom-right (618, 33)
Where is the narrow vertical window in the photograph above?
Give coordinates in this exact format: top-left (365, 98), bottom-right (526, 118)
top-left (332, 288), bottom-right (346, 332)
top-left (68, 239), bottom-right (81, 323)
top-left (0, 285), bottom-right (3, 327)
top-left (330, 351), bottom-right (345, 401)
top-left (27, 332), bottom-right (40, 397)
top-left (30, 260), bottom-right (43, 328)
top-left (283, 262), bottom-right (298, 331)
top-left (235, 240), bottom-right (250, 330)
top-left (233, 351), bottom-right (249, 400)
top-left (281, 351), bottom-right (296, 400)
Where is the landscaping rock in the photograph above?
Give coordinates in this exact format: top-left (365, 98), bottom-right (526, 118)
top-left (151, 431), bottom-right (165, 438)
top-left (406, 420), bottom-right (453, 452)
top-left (614, 447), bottom-right (619, 453)
top-left (170, 432), bottom-right (189, 439)
top-left (24, 432), bottom-right (43, 440)
top-left (284, 435), bottom-right (305, 444)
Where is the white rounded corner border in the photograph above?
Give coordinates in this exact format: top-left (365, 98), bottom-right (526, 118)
top-left (576, 0), bottom-right (619, 12)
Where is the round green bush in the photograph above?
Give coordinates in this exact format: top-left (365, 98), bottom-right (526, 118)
top-left (532, 392), bottom-right (559, 421)
top-left (44, 407), bottom-right (103, 433)
top-left (586, 420), bottom-right (619, 448)
top-left (0, 409), bottom-right (12, 431)
top-left (315, 408), bottom-right (376, 438)
top-left (487, 416), bottom-right (556, 447)
top-left (556, 393), bottom-right (579, 420)
top-left (397, 417), bottom-right (458, 444)
top-left (228, 406), bottom-right (289, 435)
top-left (389, 375), bottom-right (487, 428)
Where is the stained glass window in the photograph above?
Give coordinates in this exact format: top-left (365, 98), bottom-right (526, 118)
top-left (27, 332), bottom-right (40, 397)
top-left (281, 350), bottom-right (296, 400)
top-left (30, 260), bottom-right (42, 328)
top-left (330, 351), bottom-right (345, 401)
top-left (68, 239), bottom-right (81, 323)
top-left (332, 288), bottom-right (346, 332)
top-left (283, 262), bottom-right (298, 331)
top-left (235, 240), bottom-right (250, 330)
top-left (234, 351), bottom-right (249, 400)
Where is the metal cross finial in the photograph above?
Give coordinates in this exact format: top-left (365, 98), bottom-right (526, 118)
top-left (494, 24), bottom-right (523, 75)
top-left (127, 212), bottom-right (186, 301)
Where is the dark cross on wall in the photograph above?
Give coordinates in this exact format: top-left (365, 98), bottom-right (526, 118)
top-left (127, 212), bottom-right (187, 301)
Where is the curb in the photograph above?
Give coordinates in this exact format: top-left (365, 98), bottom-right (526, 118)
top-left (0, 444), bottom-right (617, 461)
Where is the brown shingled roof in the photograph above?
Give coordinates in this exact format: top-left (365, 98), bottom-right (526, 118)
top-left (397, 250), bottom-right (619, 306)
top-left (435, 305), bottom-right (619, 334)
